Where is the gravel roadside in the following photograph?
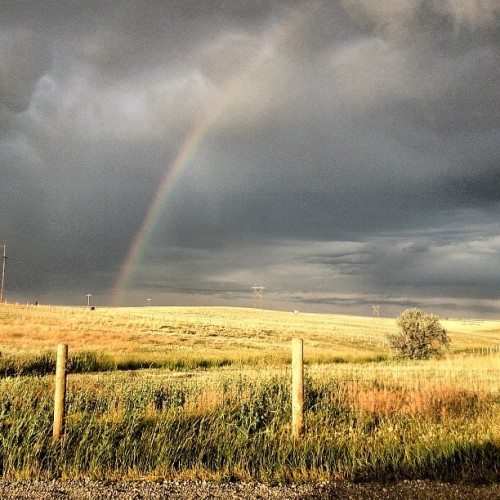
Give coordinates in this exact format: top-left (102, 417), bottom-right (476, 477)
top-left (0, 480), bottom-right (498, 499)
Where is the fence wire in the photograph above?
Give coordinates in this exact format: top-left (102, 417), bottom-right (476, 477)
top-left (60, 354), bottom-right (499, 421)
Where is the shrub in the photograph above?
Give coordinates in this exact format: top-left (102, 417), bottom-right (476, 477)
top-left (388, 308), bottom-right (449, 360)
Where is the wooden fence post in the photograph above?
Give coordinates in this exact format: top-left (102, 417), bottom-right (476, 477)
top-left (53, 343), bottom-right (68, 440)
top-left (292, 338), bottom-right (304, 439)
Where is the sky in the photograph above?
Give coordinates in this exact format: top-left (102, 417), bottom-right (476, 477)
top-left (1, 0), bottom-right (499, 318)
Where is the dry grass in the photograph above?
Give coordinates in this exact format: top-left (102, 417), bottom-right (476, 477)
top-left (351, 384), bottom-right (492, 417)
top-left (0, 303), bottom-right (498, 482)
top-left (1, 303), bottom-right (498, 361)
top-left (0, 304), bottom-right (392, 362)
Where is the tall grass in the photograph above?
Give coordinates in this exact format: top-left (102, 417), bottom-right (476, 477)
top-left (0, 351), bottom-right (116, 377)
top-left (0, 350), bottom-right (392, 378)
top-left (0, 370), bottom-right (497, 482)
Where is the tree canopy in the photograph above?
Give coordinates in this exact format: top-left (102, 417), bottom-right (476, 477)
top-left (388, 308), bottom-right (449, 360)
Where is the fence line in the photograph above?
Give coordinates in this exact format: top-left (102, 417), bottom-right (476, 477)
top-left (47, 339), bottom-right (499, 443)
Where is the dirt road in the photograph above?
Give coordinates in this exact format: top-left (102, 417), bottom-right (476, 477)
top-left (0, 479), bottom-right (498, 499)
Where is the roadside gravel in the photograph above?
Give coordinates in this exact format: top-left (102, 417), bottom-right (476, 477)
top-left (0, 480), bottom-right (498, 499)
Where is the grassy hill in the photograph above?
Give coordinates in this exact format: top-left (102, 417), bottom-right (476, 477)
top-left (1, 303), bottom-right (499, 359)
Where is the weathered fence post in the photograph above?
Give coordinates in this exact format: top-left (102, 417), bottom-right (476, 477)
top-left (53, 343), bottom-right (68, 440)
top-left (292, 338), bottom-right (304, 439)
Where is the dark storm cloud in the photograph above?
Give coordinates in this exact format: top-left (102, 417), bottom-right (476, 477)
top-left (444, 165), bottom-right (500, 205)
top-left (1, 0), bottom-right (499, 316)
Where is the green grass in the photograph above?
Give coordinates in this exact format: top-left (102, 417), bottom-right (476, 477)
top-left (0, 350), bottom-right (392, 378)
top-left (0, 351), bottom-right (116, 377)
top-left (0, 371), bottom-right (497, 483)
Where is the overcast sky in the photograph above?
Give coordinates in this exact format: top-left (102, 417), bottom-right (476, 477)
top-left (1, 0), bottom-right (499, 317)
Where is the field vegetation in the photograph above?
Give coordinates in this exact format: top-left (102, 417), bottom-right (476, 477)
top-left (1, 303), bottom-right (498, 372)
top-left (0, 303), bottom-right (498, 482)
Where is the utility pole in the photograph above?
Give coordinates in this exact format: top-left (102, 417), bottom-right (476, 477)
top-left (0, 245), bottom-right (6, 303)
top-left (86, 293), bottom-right (92, 308)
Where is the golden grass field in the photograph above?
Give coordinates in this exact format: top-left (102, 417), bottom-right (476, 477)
top-left (0, 303), bottom-right (498, 482)
top-left (0, 302), bottom-right (498, 391)
top-left (1, 303), bottom-right (499, 355)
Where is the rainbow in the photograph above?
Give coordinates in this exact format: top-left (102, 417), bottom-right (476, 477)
top-left (111, 6), bottom-right (311, 306)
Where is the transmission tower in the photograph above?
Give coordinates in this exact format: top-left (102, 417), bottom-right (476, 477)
top-left (252, 285), bottom-right (265, 309)
top-left (372, 304), bottom-right (380, 318)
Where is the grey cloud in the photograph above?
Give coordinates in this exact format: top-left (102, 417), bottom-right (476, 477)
top-left (308, 251), bottom-right (376, 267)
top-left (341, 0), bottom-right (426, 44)
top-left (341, 0), bottom-right (499, 46)
top-left (199, 34), bottom-right (262, 86)
top-left (1, 1), bottom-right (499, 317)
top-left (441, 0), bottom-right (500, 30)
top-left (330, 38), bottom-right (500, 132)
top-left (444, 165), bottom-right (500, 205)
top-left (0, 30), bottom-right (50, 112)
top-left (367, 234), bottom-right (500, 299)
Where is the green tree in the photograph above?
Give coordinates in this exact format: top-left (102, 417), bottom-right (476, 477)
top-left (388, 308), bottom-right (450, 360)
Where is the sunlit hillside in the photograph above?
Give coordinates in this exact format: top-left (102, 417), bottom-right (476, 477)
top-left (0, 303), bottom-right (498, 363)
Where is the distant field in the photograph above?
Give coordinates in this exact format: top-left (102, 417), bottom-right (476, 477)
top-left (1, 303), bottom-right (499, 363)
